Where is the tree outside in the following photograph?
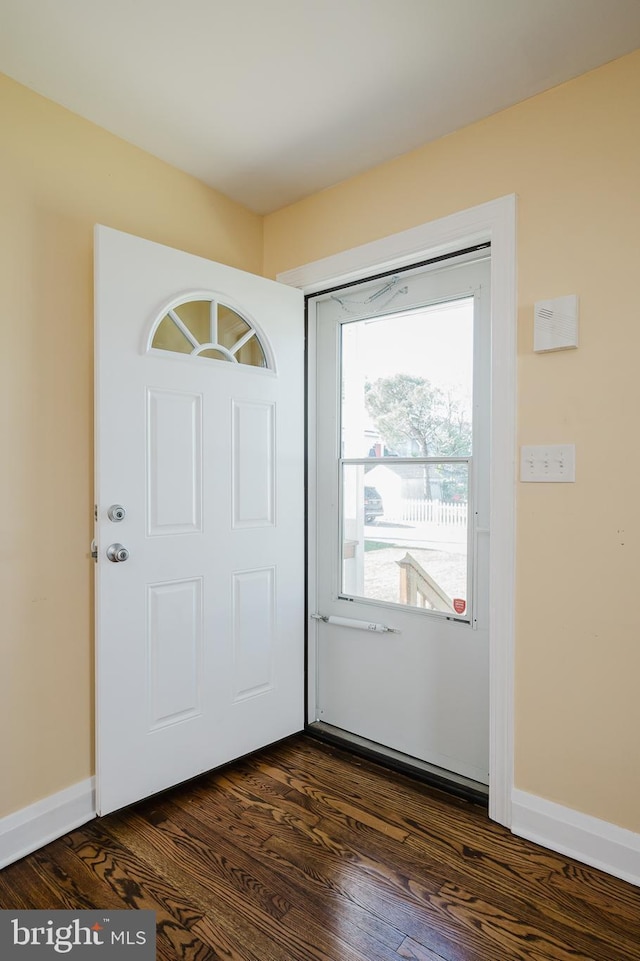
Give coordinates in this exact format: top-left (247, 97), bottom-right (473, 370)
top-left (364, 374), bottom-right (471, 500)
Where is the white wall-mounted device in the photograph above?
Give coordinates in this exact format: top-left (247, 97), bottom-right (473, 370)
top-left (534, 294), bottom-right (578, 352)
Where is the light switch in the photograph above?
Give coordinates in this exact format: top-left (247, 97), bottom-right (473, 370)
top-left (520, 444), bottom-right (575, 482)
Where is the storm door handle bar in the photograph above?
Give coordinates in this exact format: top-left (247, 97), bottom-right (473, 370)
top-left (311, 613), bottom-right (400, 634)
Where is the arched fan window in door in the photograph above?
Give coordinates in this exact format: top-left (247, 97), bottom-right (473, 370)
top-left (149, 295), bottom-right (272, 369)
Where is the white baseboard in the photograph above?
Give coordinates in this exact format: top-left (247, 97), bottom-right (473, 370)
top-left (3, 779), bottom-right (638, 889)
top-left (512, 788), bottom-right (640, 887)
top-left (0, 779), bottom-right (96, 870)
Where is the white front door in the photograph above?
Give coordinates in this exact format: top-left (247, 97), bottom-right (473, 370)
top-left (310, 253), bottom-right (490, 787)
top-left (95, 226), bottom-right (304, 816)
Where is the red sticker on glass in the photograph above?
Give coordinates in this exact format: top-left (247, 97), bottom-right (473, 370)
top-left (453, 598), bottom-right (466, 615)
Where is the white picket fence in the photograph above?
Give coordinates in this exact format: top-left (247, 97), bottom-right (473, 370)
top-left (385, 498), bottom-right (468, 527)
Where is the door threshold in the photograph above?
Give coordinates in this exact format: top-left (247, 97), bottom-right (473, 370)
top-left (306, 721), bottom-right (488, 806)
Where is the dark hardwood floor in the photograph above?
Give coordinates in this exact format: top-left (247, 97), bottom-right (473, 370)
top-left (1, 735), bottom-right (639, 960)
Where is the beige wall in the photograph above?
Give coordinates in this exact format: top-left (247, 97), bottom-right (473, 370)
top-left (264, 51), bottom-right (640, 833)
top-left (0, 73), bottom-right (263, 818)
top-left (3, 49), bottom-right (640, 837)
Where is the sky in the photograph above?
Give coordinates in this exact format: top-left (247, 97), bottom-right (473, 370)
top-left (343, 297), bottom-right (474, 413)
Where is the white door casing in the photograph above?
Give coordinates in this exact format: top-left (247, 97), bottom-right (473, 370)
top-left (95, 226), bottom-right (304, 816)
top-left (279, 196), bottom-right (516, 826)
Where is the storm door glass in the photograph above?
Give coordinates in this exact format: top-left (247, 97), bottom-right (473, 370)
top-left (340, 298), bottom-right (473, 617)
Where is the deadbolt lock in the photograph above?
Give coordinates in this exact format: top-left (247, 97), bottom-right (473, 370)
top-left (108, 504), bottom-right (127, 522)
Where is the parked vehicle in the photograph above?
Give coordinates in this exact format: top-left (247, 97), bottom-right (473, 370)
top-left (364, 486), bottom-right (384, 524)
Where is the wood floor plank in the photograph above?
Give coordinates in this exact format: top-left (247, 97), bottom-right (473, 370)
top-left (0, 734), bottom-right (638, 961)
top-left (245, 757), bottom-right (602, 958)
top-left (110, 807), bottom-right (292, 922)
top-left (546, 857), bottom-right (640, 926)
top-left (0, 858), bottom-right (69, 910)
top-left (189, 916), bottom-right (263, 961)
top-left (255, 758), bottom-right (411, 842)
top-left (283, 904), bottom-right (406, 961)
top-left (123, 797), bottom-right (410, 959)
top-left (109, 804), bottom-right (377, 961)
top-left (397, 938), bottom-right (449, 961)
top-left (62, 824), bottom-right (216, 960)
top-left (30, 840), bottom-right (126, 912)
top-left (431, 881), bottom-right (610, 961)
top-left (267, 738), bottom-right (640, 955)
top-left (262, 827), bottom-right (487, 961)
top-left (106, 805), bottom-right (369, 961)
top-left (300, 788), bottom-right (640, 961)
top-left (164, 768), bottom-right (295, 842)
top-left (274, 740), bottom-right (553, 876)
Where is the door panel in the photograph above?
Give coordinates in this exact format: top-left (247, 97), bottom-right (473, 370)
top-left (317, 627), bottom-right (490, 780)
top-left (231, 399), bottom-right (275, 527)
top-left (95, 226), bottom-right (304, 815)
top-left (147, 387), bottom-right (202, 534)
top-left (311, 255), bottom-right (490, 785)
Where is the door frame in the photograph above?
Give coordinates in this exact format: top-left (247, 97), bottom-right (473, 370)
top-left (278, 195), bottom-right (517, 827)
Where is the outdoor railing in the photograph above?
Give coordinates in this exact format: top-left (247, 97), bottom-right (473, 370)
top-left (396, 552), bottom-right (454, 613)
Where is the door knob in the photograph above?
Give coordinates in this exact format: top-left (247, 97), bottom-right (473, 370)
top-left (108, 504), bottom-right (126, 522)
top-left (107, 543), bottom-right (130, 563)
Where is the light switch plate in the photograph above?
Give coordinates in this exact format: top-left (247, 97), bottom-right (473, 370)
top-left (520, 444), bottom-right (575, 482)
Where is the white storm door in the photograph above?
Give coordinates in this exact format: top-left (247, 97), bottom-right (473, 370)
top-left (311, 254), bottom-right (490, 787)
top-left (95, 225), bottom-right (304, 816)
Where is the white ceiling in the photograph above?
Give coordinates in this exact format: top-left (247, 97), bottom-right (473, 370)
top-left (2, 0), bottom-right (640, 213)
